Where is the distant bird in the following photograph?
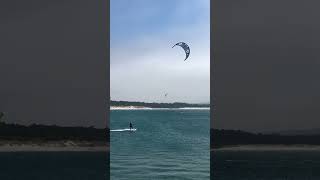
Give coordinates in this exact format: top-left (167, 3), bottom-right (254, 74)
top-left (164, 93), bottom-right (168, 97)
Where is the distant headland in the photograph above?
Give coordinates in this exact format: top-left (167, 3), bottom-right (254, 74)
top-left (211, 129), bottom-right (320, 150)
top-left (110, 100), bottom-right (210, 109)
top-left (0, 118), bottom-right (108, 151)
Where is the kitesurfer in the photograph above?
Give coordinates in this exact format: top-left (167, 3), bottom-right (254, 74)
top-left (129, 122), bottom-right (133, 130)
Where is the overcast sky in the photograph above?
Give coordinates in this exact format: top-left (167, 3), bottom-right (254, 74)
top-left (0, 0), bottom-right (108, 128)
top-left (213, 0), bottom-right (320, 132)
top-left (111, 0), bottom-right (210, 104)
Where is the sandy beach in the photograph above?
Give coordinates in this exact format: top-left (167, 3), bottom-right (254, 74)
top-left (0, 140), bottom-right (109, 152)
top-left (110, 106), bottom-right (152, 110)
top-left (110, 106), bottom-right (210, 110)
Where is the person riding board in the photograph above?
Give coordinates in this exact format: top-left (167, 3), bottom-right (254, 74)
top-left (129, 122), bottom-right (133, 130)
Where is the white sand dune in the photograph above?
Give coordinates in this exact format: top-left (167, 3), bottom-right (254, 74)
top-left (110, 106), bottom-right (152, 110)
top-left (110, 106), bottom-right (209, 110)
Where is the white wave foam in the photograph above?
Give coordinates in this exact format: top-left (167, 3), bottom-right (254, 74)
top-left (178, 107), bottom-right (210, 110)
top-left (110, 128), bottom-right (137, 132)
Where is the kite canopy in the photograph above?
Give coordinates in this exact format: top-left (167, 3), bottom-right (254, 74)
top-left (172, 42), bottom-right (190, 61)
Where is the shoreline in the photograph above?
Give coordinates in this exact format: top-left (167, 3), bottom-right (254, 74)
top-left (211, 144), bottom-right (320, 151)
top-left (110, 106), bottom-right (152, 110)
top-left (0, 140), bottom-right (109, 152)
top-left (110, 106), bottom-right (210, 110)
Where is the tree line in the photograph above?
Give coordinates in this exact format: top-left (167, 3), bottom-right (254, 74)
top-left (111, 100), bottom-right (209, 108)
top-left (211, 129), bottom-right (320, 148)
top-left (0, 122), bottom-right (108, 142)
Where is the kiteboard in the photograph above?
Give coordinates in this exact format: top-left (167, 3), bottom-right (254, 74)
top-left (110, 128), bottom-right (137, 132)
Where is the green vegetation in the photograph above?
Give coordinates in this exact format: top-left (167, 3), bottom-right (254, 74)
top-left (0, 122), bottom-right (109, 142)
top-left (111, 100), bottom-right (209, 108)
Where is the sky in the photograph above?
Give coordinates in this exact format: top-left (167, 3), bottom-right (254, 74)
top-left (0, 0), bottom-right (108, 128)
top-left (110, 0), bottom-right (210, 104)
top-left (213, 0), bottom-right (320, 132)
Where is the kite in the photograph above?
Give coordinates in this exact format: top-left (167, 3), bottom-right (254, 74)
top-left (172, 42), bottom-right (190, 61)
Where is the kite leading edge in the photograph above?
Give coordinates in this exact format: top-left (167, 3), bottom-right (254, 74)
top-left (172, 42), bottom-right (190, 61)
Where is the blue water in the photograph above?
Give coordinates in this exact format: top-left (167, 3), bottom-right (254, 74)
top-left (110, 109), bottom-right (210, 180)
top-left (212, 151), bottom-right (320, 180)
top-left (0, 152), bottom-right (108, 180)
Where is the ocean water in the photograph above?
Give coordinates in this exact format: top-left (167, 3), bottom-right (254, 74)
top-left (212, 151), bottom-right (320, 180)
top-left (110, 109), bottom-right (210, 180)
top-left (0, 152), bottom-right (108, 180)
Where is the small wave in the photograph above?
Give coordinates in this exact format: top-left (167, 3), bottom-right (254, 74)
top-left (178, 107), bottom-right (210, 110)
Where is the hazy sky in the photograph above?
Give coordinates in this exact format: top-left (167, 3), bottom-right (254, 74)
top-left (111, 0), bottom-right (210, 104)
top-left (213, 0), bottom-right (320, 132)
top-left (0, 0), bottom-right (108, 128)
